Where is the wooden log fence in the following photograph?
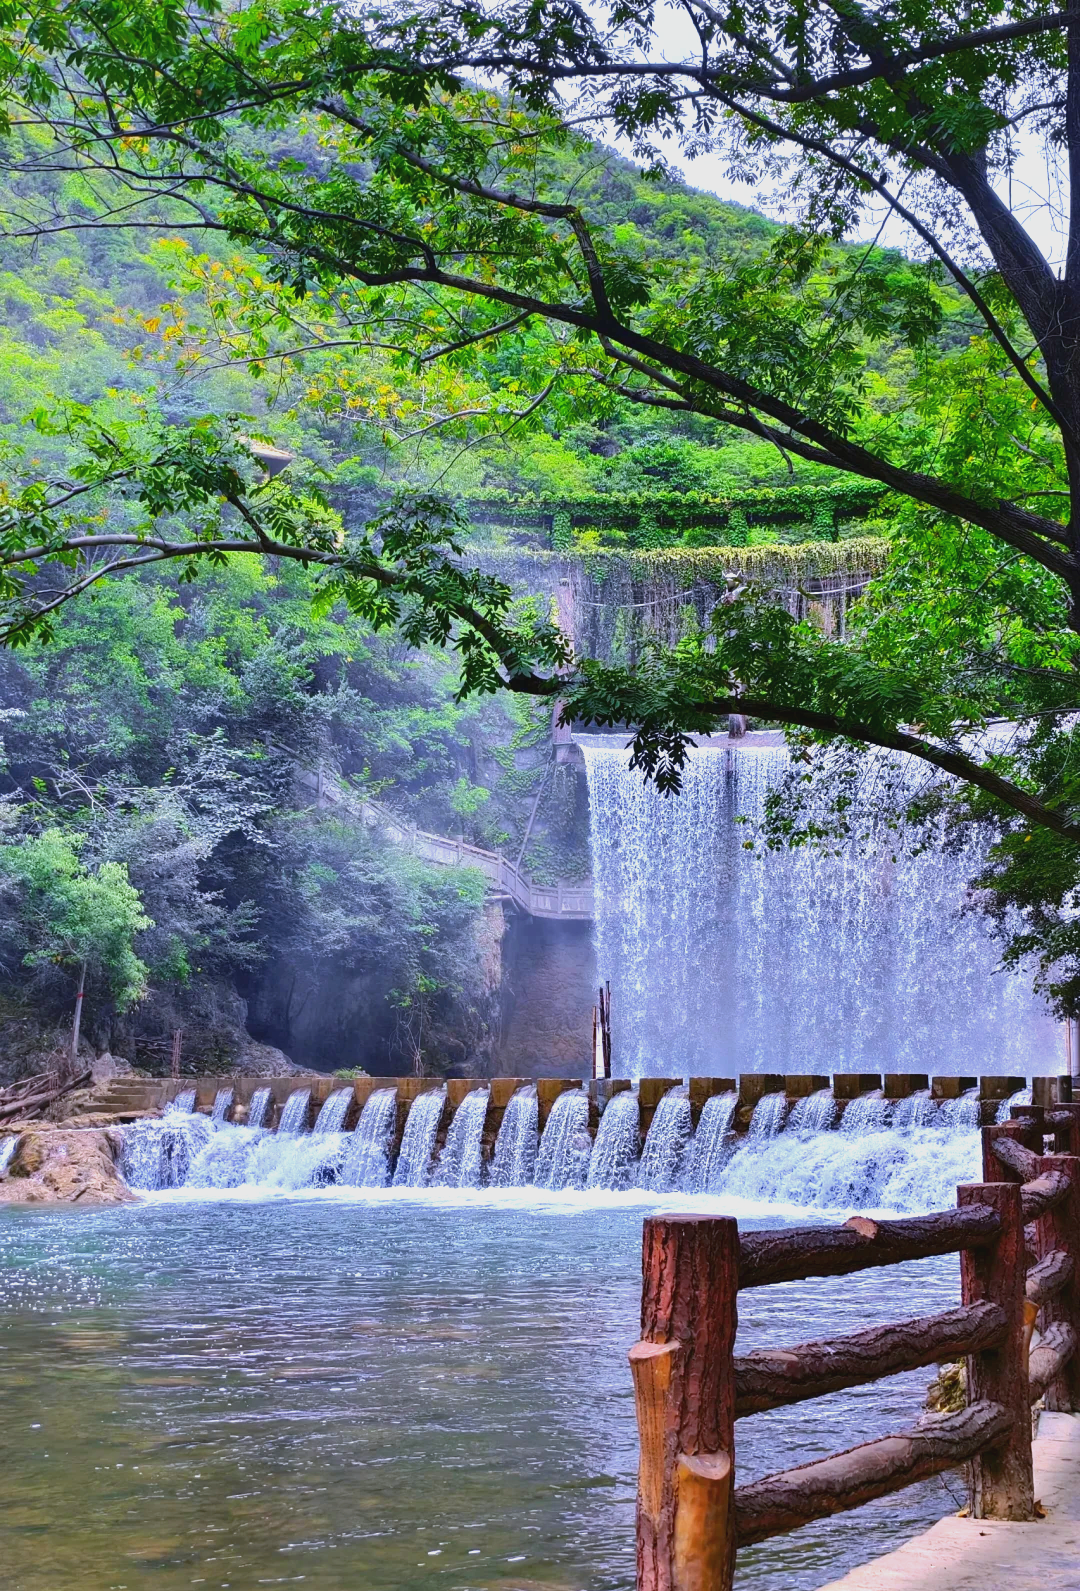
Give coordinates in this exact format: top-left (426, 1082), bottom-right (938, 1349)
top-left (629, 1123), bottom-right (1080, 1591)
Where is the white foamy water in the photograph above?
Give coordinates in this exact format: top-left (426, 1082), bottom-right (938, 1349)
top-left (489, 1086), bottom-right (538, 1188)
top-left (122, 1085), bottom-right (983, 1216)
top-left (0, 1134), bottom-right (18, 1177)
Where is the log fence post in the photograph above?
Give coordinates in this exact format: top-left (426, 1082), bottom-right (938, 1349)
top-left (631, 1215), bottom-right (739, 1591)
top-left (958, 1180), bottom-right (1034, 1519)
top-left (1032, 1153), bottom-right (1080, 1412)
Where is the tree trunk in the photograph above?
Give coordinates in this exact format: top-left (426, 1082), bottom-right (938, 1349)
top-left (69, 960), bottom-right (87, 1075)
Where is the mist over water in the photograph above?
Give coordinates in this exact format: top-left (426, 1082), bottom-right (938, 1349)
top-left (582, 739), bottom-right (1060, 1078)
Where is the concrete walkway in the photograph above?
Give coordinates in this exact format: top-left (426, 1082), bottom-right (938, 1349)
top-left (814, 1413), bottom-right (1080, 1591)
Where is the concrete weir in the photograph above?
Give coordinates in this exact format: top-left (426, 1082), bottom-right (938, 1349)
top-left (100, 1068), bottom-right (1062, 1146)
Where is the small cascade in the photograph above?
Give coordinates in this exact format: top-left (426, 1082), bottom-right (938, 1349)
top-left (534, 1090), bottom-right (591, 1191)
top-left (342, 1090), bottom-right (398, 1188)
top-left (278, 1088), bottom-right (312, 1135)
top-left (488, 1086), bottom-right (538, 1188)
top-left (240, 1126), bottom-right (347, 1189)
top-left (121, 1111), bottom-right (214, 1190)
top-left (840, 1090), bottom-right (891, 1136)
top-left (787, 1089), bottom-right (837, 1135)
top-left (166, 1089), bottom-right (196, 1115)
top-left (313, 1089), bottom-right (353, 1134)
top-left (431, 1088), bottom-right (490, 1188)
top-left (391, 1088), bottom-right (447, 1188)
top-left (637, 1088), bottom-right (692, 1192)
top-left (211, 1088), bottom-right (234, 1123)
top-left (0, 1134), bottom-right (18, 1177)
top-left (748, 1092), bottom-right (788, 1140)
top-left (247, 1088), bottom-right (272, 1129)
top-left (186, 1127), bottom-right (263, 1189)
top-left (683, 1092), bottom-right (738, 1191)
top-left (940, 1087), bottom-right (981, 1130)
top-left (997, 1087), bottom-right (1032, 1124)
top-left (892, 1090), bottom-right (937, 1129)
top-left (586, 1091), bottom-right (640, 1191)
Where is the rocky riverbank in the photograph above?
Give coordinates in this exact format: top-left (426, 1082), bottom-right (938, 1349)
top-left (0, 1128), bottom-right (135, 1205)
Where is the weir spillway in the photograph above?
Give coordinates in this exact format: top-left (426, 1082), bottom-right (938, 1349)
top-left (117, 1072), bottom-right (1044, 1213)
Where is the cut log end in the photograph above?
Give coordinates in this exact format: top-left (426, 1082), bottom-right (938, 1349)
top-left (674, 1451), bottom-right (732, 1591)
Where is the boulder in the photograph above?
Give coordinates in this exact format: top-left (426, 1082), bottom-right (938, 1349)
top-left (0, 1127), bottom-right (135, 1205)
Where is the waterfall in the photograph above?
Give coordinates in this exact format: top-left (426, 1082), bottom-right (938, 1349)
top-left (683, 1092), bottom-right (738, 1191)
top-left (313, 1089), bottom-right (353, 1134)
top-left (534, 1090), bottom-right (591, 1191)
top-left (431, 1089), bottom-right (490, 1188)
top-left (748, 1092), bottom-right (787, 1139)
top-left (581, 738), bottom-right (1059, 1077)
top-left (489, 1086), bottom-right (538, 1188)
top-left (166, 1089), bottom-right (196, 1115)
top-left (278, 1088), bottom-right (311, 1135)
top-left (391, 1089), bottom-right (447, 1188)
top-left (0, 1135), bottom-right (17, 1177)
top-left (892, 1090), bottom-right (937, 1129)
top-left (586, 1091), bottom-right (640, 1190)
top-left (186, 1126), bottom-right (263, 1188)
top-left (997, 1087), bottom-right (1031, 1124)
top-left (342, 1090), bottom-right (398, 1187)
top-left (247, 1088), bottom-right (272, 1129)
top-left (788, 1089), bottom-right (837, 1134)
top-left (211, 1088), bottom-right (234, 1123)
top-left (637, 1088), bottom-right (692, 1191)
top-left (840, 1091), bottom-right (891, 1135)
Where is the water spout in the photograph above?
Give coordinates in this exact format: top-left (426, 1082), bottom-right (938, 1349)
top-left (342, 1090), bottom-right (398, 1188)
top-left (0, 1135), bottom-right (17, 1177)
top-left (278, 1088), bottom-right (312, 1135)
top-left (488, 1086), bottom-right (538, 1188)
top-left (787, 1089), bottom-right (837, 1135)
top-left (748, 1092), bottom-right (787, 1140)
top-left (586, 1091), bottom-right (640, 1191)
top-left (683, 1092), bottom-right (738, 1192)
top-left (391, 1089), bottom-right (447, 1188)
top-left (247, 1088), bottom-right (272, 1130)
top-left (314, 1089), bottom-right (353, 1134)
top-left (431, 1089), bottom-right (490, 1188)
top-left (637, 1088), bottom-right (692, 1192)
top-left (840, 1091), bottom-right (891, 1136)
top-left (534, 1090), bottom-right (590, 1191)
top-left (211, 1088), bottom-right (234, 1123)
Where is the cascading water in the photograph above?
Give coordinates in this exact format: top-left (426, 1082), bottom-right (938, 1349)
top-left (247, 1088), bottom-right (272, 1129)
top-left (840, 1091), bottom-right (891, 1135)
top-left (431, 1088), bottom-right (490, 1188)
top-left (0, 1134), bottom-right (17, 1177)
top-left (997, 1087), bottom-right (1032, 1123)
top-left (637, 1088), bottom-right (692, 1191)
top-left (748, 1092), bottom-right (788, 1139)
top-left (313, 1089), bottom-right (352, 1134)
top-left (581, 738), bottom-right (1059, 1077)
top-left (683, 1092), bottom-right (738, 1191)
top-left (939, 1087), bottom-right (981, 1130)
top-left (391, 1088), bottom-right (447, 1188)
top-left (534, 1090), bottom-right (591, 1191)
top-left (341, 1089), bottom-right (398, 1187)
top-left (211, 1088), bottom-right (234, 1123)
top-left (122, 1110), bottom-right (214, 1190)
top-left (787, 1089), bottom-right (838, 1134)
top-left (277, 1089), bottom-right (311, 1135)
top-left (586, 1091), bottom-right (640, 1190)
top-left (488, 1086), bottom-right (538, 1188)
top-left (167, 1089), bottom-right (196, 1115)
top-left (892, 1090), bottom-right (937, 1129)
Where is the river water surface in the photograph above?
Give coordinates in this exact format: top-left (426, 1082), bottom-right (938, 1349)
top-left (0, 1192), bottom-right (962, 1591)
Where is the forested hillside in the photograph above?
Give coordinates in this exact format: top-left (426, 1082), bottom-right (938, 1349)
top-left (0, 132), bottom-right (929, 1079)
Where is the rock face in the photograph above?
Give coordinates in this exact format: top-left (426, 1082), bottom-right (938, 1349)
top-left (0, 1128), bottom-right (135, 1205)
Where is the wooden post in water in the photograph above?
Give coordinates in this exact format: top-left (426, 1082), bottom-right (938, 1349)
top-left (958, 1180), bottom-right (1034, 1519)
top-left (630, 1215), bottom-right (739, 1591)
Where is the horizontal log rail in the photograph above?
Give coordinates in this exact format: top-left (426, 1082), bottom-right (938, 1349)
top-left (632, 1139), bottom-right (1080, 1590)
top-left (733, 1302), bottom-right (1006, 1417)
top-left (1026, 1249), bottom-right (1073, 1308)
top-left (733, 1401), bottom-right (1012, 1547)
top-left (1020, 1171), bottom-right (1072, 1221)
top-left (737, 1205), bottom-right (1000, 1288)
top-left (1029, 1322), bottom-right (1079, 1403)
